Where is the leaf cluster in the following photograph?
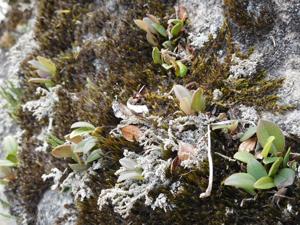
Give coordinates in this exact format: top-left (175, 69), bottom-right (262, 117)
top-left (0, 136), bottom-right (18, 184)
top-left (224, 120), bottom-right (297, 194)
top-left (51, 121), bottom-right (104, 172)
top-left (173, 84), bottom-right (206, 115)
top-left (134, 6), bottom-right (189, 77)
top-left (0, 81), bottom-right (22, 121)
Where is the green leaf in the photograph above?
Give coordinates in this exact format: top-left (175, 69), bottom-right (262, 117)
top-left (240, 126), bottom-right (257, 142)
top-left (233, 151), bottom-right (256, 164)
top-left (224, 173), bottom-right (256, 195)
top-left (175, 61), bottom-right (188, 77)
top-left (283, 147), bottom-right (291, 168)
top-left (274, 168), bottom-right (295, 188)
top-left (162, 41), bottom-right (173, 50)
top-left (151, 23), bottom-right (168, 37)
top-left (6, 153), bottom-right (17, 164)
top-left (2, 136), bottom-right (18, 154)
top-left (86, 149), bottom-right (102, 163)
top-left (261, 136), bottom-right (275, 158)
top-left (74, 137), bottom-right (97, 154)
top-left (170, 21), bottom-right (183, 37)
top-left (0, 159), bottom-right (16, 167)
top-left (254, 176), bottom-right (275, 189)
top-left (161, 63), bottom-right (173, 70)
top-left (256, 120), bottom-right (285, 154)
top-left (71, 122), bottom-right (95, 130)
top-left (152, 47), bottom-right (161, 64)
top-left (69, 127), bottom-right (94, 139)
top-left (69, 163), bottom-right (87, 172)
top-left (191, 88), bottom-right (206, 113)
top-left (37, 56), bottom-right (56, 76)
top-left (268, 157), bottom-right (283, 177)
top-left (247, 159), bottom-right (267, 180)
top-left (263, 157), bottom-right (279, 165)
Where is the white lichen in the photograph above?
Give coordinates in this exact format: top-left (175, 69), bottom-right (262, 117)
top-left (99, 102), bottom-right (211, 217)
top-left (42, 168), bottom-right (63, 190)
top-left (23, 86), bottom-right (59, 121)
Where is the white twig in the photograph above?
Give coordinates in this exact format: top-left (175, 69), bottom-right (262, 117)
top-left (215, 152), bottom-right (236, 162)
top-left (200, 124), bottom-right (213, 198)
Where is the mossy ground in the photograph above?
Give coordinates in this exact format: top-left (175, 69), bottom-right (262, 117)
top-left (3, 0), bottom-right (300, 224)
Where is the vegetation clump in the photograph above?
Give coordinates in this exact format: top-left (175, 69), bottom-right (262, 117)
top-left (225, 120), bottom-right (297, 194)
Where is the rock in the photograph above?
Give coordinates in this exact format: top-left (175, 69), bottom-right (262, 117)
top-left (36, 189), bottom-right (76, 225)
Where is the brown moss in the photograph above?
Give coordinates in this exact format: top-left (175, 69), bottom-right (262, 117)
top-left (224, 0), bottom-right (275, 32)
top-left (187, 21), bottom-right (291, 112)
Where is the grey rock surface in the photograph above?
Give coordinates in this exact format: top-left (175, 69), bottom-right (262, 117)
top-left (36, 190), bottom-right (76, 225)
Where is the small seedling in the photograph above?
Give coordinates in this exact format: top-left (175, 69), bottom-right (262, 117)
top-left (135, 6), bottom-right (190, 77)
top-left (28, 56), bottom-right (57, 87)
top-left (51, 121), bottom-right (103, 172)
top-left (224, 120), bottom-right (297, 194)
top-left (0, 81), bottom-right (22, 120)
top-left (0, 136), bottom-right (18, 184)
top-left (173, 84), bottom-right (206, 115)
top-left (115, 157), bottom-right (143, 183)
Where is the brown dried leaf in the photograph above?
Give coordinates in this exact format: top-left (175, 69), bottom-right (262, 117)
top-left (146, 14), bottom-right (160, 24)
top-left (134, 19), bottom-right (149, 32)
top-left (178, 141), bottom-right (197, 162)
top-left (121, 125), bottom-right (142, 142)
top-left (178, 5), bottom-right (188, 21)
top-left (170, 156), bottom-right (180, 174)
top-left (65, 134), bottom-right (83, 144)
top-left (238, 137), bottom-right (257, 153)
top-left (51, 144), bottom-right (73, 158)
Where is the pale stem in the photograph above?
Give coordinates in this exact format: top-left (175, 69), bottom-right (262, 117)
top-left (200, 124), bottom-right (213, 198)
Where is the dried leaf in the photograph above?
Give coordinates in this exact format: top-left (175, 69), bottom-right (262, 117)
top-left (238, 137), bottom-right (257, 152)
top-left (178, 142), bottom-right (197, 162)
top-left (170, 156), bottom-right (180, 174)
top-left (64, 134), bottom-right (83, 144)
top-left (121, 125), bottom-right (142, 142)
top-left (178, 5), bottom-right (188, 21)
top-left (146, 14), bottom-right (160, 24)
top-left (146, 31), bottom-right (159, 46)
top-left (51, 144), bottom-right (73, 158)
top-left (173, 84), bottom-right (193, 115)
top-left (134, 19), bottom-right (149, 32)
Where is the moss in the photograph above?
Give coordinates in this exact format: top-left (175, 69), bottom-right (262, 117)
top-left (224, 0), bottom-right (275, 32)
top-left (5, 0), bottom-right (299, 224)
top-left (187, 21), bottom-right (292, 112)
